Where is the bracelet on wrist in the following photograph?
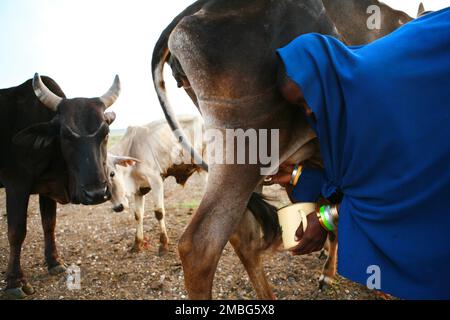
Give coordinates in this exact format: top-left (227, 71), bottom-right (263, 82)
top-left (289, 165), bottom-right (299, 185)
top-left (330, 205), bottom-right (339, 226)
top-left (319, 205), bottom-right (338, 232)
top-left (324, 205), bottom-right (337, 230)
top-left (316, 211), bottom-right (328, 231)
top-left (290, 165), bottom-right (303, 186)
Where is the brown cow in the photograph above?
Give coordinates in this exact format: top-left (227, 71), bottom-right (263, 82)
top-left (152, 0), bottom-right (411, 299)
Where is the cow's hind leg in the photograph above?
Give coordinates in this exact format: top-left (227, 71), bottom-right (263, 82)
top-left (4, 186), bottom-right (32, 299)
top-left (151, 178), bottom-right (169, 256)
top-left (39, 195), bottom-right (66, 276)
top-left (178, 165), bottom-right (264, 299)
top-left (229, 210), bottom-right (276, 300)
top-left (130, 194), bottom-right (147, 253)
top-left (319, 233), bottom-right (338, 290)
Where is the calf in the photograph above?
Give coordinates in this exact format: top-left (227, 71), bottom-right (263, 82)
top-left (107, 115), bottom-right (206, 254)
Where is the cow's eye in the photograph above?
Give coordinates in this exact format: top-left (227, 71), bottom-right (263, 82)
top-left (110, 171), bottom-right (115, 178)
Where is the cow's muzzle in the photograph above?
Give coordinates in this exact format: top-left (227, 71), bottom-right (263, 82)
top-left (112, 204), bottom-right (125, 213)
top-left (81, 185), bottom-right (111, 205)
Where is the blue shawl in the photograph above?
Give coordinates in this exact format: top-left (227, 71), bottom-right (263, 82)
top-left (278, 8), bottom-right (450, 299)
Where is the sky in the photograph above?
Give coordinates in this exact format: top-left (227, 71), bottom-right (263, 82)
top-left (1, 0), bottom-right (449, 129)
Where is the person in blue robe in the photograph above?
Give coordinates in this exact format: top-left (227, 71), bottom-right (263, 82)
top-left (273, 8), bottom-right (450, 299)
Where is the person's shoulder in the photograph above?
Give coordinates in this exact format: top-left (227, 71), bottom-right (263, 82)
top-left (290, 33), bottom-right (344, 50)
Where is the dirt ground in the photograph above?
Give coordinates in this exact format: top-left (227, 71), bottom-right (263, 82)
top-left (0, 174), bottom-right (379, 300)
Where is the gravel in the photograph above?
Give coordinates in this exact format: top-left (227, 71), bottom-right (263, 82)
top-left (0, 174), bottom-right (379, 300)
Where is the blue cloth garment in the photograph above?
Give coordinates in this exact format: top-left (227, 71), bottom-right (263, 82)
top-left (291, 167), bottom-right (325, 202)
top-left (292, 167), bottom-right (343, 203)
top-left (277, 8), bottom-right (450, 299)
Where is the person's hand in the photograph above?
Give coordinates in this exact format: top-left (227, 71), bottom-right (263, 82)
top-left (264, 163), bottom-right (295, 187)
top-left (291, 210), bottom-right (328, 255)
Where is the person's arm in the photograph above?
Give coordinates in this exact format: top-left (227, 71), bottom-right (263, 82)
top-left (265, 163), bottom-right (296, 188)
top-left (267, 163), bottom-right (340, 255)
top-left (291, 204), bottom-right (339, 256)
top-left (266, 164), bottom-right (325, 203)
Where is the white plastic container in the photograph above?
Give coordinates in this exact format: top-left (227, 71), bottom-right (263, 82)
top-left (277, 203), bottom-right (316, 250)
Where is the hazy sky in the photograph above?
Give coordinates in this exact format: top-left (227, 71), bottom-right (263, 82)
top-left (1, 0), bottom-right (449, 129)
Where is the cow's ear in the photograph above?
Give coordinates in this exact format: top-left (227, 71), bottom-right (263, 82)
top-left (113, 156), bottom-right (141, 167)
top-left (13, 121), bottom-right (59, 150)
top-left (105, 112), bottom-right (116, 125)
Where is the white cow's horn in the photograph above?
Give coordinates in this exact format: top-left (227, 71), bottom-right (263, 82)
top-left (32, 73), bottom-right (63, 112)
top-left (100, 75), bottom-right (121, 109)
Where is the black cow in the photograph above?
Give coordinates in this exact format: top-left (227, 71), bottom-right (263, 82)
top-left (0, 74), bottom-right (120, 299)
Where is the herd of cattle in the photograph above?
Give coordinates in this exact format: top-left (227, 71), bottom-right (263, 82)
top-left (0, 0), bottom-right (428, 299)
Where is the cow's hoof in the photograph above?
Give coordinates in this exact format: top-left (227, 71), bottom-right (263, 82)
top-left (49, 264), bottom-right (67, 276)
top-left (130, 239), bottom-right (150, 253)
top-left (130, 245), bottom-right (142, 253)
top-left (130, 243), bottom-right (145, 253)
top-left (21, 282), bottom-right (35, 296)
top-left (3, 287), bottom-right (28, 300)
top-left (158, 245), bottom-right (170, 257)
top-left (319, 275), bottom-right (334, 291)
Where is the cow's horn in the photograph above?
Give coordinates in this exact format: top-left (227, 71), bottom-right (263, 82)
top-left (100, 75), bottom-right (121, 109)
top-left (417, 3), bottom-right (425, 17)
top-left (33, 73), bottom-right (63, 111)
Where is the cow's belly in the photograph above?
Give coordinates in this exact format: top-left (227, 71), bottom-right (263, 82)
top-left (164, 164), bottom-right (200, 186)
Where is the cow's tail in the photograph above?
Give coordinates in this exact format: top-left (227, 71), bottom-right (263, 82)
top-left (151, 1), bottom-right (209, 172)
top-left (248, 193), bottom-right (282, 250)
top-left (151, 2), bottom-right (281, 249)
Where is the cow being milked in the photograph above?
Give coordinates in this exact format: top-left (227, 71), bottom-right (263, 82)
top-left (107, 116), bottom-right (206, 254)
top-left (0, 74), bottom-right (120, 299)
top-left (152, 0), bottom-right (412, 299)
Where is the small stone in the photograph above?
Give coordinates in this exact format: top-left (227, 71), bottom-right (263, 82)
top-left (149, 281), bottom-right (163, 290)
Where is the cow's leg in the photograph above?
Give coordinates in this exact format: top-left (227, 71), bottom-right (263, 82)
top-left (319, 233), bottom-right (338, 290)
top-left (130, 194), bottom-right (147, 253)
top-left (39, 195), bottom-right (66, 276)
top-left (150, 177), bottom-right (169, 256)
top-left (4, 186), bottom-right (32, 299)
top-left (200, 171), bottom-right (208, 187)
top-left (179, 165), bottom-right (264, 300)
top-left (229, 210), bottom-right (276, 300)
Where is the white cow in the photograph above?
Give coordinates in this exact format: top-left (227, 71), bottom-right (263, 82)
top-left (107, 115), bottom-right (206, 254)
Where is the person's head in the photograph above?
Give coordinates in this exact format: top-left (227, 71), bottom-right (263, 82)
top-left (277, 60), bottom-right (313, 117)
